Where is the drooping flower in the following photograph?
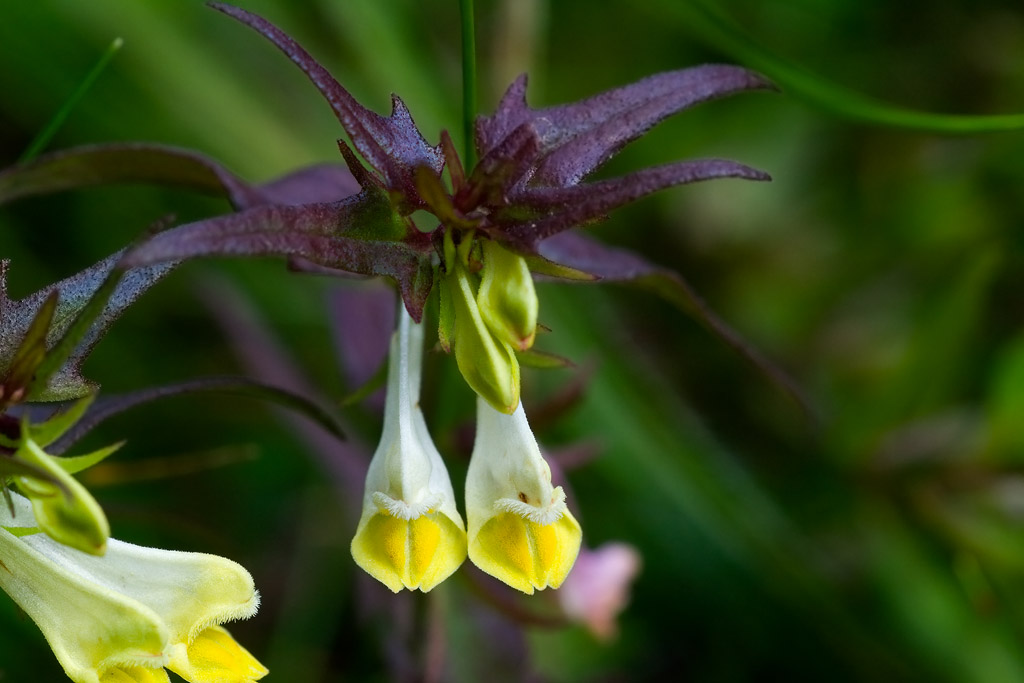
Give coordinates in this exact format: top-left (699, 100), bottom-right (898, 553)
top-left (465, 397), bottom-right (581, 594)
top-left (0, 492), bottom-right (266, 683)
top-left (350, 308), bottom-right (467, 592)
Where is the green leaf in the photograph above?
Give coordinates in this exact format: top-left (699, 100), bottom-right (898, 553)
top-left (2, 526), bottom-right (41, 537)
top-left (53, 441), bottom-right (124, 476)
top-left (522, 253), bottom-right (598, 282)
top-left (30, 394), bottom-right (96, 447)
top-left (516, 348), bottom-right (574, 370)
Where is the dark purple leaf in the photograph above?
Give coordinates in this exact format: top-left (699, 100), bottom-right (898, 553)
top-left (329, 285), bottom-right (395, 407)
top-left (210, 2), bottom-right (442, 206)
top-left (122, 192), bottom-right (434, 321)
top-left (537, 231), bottom-right (814, 417)
top-left (460, 123), bottom-right (542, 208)
top-left (499, 159), bottom-right (769, 247)
top-left (0, 143), bottom-right (360, 212)
top-left (0, 143), bottom-right (253, 207)
top-left (475, 75), bottom-right (530, 163)
top-left (252, 163), bottom-right (361, 207)
top-left (28, 267), bottom-right (123, 402)
top-left (476, 66), bottom-right (774, 184)
top-left (1, 254), bottom-right (175, 401)
top-left (50, 375), bottom-right (345, 455)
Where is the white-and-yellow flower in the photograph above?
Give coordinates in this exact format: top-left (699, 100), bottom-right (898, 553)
top-left (465, 397), bottom-right (581, 594)
top-left (0, 492), bottom-right (266, 683)
top-left (350, 308), bottom-right (467, 592)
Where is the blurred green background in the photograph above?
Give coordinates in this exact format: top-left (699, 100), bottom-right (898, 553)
top-left (3, 0), bottom-right (1024, 681)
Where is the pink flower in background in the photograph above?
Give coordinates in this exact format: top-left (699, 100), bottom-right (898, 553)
top-left (558, 542), bottom-right (642, 640)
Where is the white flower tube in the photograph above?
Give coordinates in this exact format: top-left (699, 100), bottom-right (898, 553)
top-left (350, 308), bottom-right (467, 592)
top-left (466, 397), bottom-right (582, 594)
top-left (0, 492), bottom-right (266, 683)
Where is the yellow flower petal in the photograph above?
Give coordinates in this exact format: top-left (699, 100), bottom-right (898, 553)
top-left (167, 626), bottom-right (267, 683)
top-left (100, 666), bottom-right (171, 683)
top-left (352, 509), bottom-right (468, 592)
top-left (470, 511), bottom-right (581, 594)
top-left (465, 397), bottom-right (582, 593)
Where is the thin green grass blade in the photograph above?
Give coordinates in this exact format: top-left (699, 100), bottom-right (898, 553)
top-left (18, 37), bottom-right (123, 164)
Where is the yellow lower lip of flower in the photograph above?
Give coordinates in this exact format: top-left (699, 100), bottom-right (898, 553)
top-left (351, 510), bottom-right (467, 593)
top-left (167, 625), bottom-right (268, 683)
top-left (100, 666), bottom-right (170, 683)
top-left (469, 510), bottom-right (582, 595)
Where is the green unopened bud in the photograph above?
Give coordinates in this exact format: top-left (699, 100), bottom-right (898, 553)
top-left (477, 240), bottom-right (538, 351)
top-left (14, 429), bottom-right (109, 556)
top-left (450, 260), bottom-right (521, 414)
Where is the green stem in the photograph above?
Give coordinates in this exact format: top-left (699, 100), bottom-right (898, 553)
top-left (459, 0), bottom-right (478, 167)
top-left (662, 0), bottom-right (1024, 134)
top-left (19, 37), bottom-right (123, 165)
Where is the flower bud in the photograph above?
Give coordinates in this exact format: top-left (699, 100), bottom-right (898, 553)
top-left (465, 397), bottom-right (581, 594)
top-left (14, 429), bottom-right (110, 556)
top-left (450, 260), bottom-right (520, 414)
top-left (477, 240), bottom-right (538, 351)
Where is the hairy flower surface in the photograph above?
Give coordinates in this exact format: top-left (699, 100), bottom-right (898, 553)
top-left (0, 492), bottom-right (265, 683)
top-left (466, 397), bottom-right (581, 594)
top-left (351, 308), bottom-right (467, 592)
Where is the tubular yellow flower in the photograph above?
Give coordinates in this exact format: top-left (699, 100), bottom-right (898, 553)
top-left (0, 492), bottom-right (265, 683)
top-left (350, 308), bottom-right (467, 592)
top-left (466, 397), bottom-right (582, 594)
